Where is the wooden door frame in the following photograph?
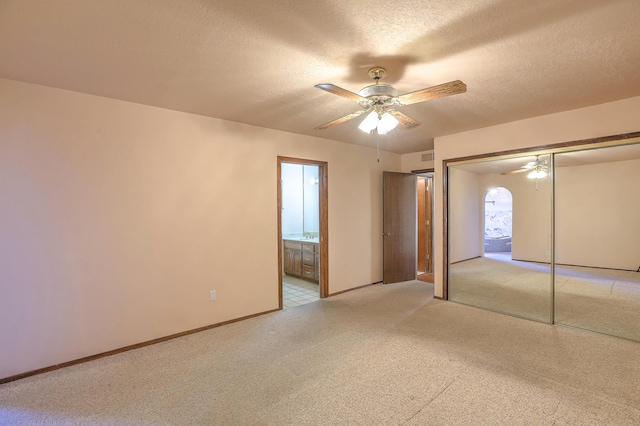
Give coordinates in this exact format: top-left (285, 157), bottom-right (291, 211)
top-left (417, 176), bottom-right (427, 273)
top-left (277, 157), bottom-right (329, 309)
top-left (425, 175), bottom-right (434, 273)
top-left (413, 169), bottom-right (434, 275)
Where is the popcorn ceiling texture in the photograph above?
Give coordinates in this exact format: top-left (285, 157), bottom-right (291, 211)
top-left (0, 0), bottom-right (639, 154)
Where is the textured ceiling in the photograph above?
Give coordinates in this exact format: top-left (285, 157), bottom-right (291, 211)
top-left (1, 0), bottom-right (639, 154)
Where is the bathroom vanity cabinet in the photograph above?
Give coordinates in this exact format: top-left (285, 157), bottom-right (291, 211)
top-left (283, 239), bottom-right (319, 282)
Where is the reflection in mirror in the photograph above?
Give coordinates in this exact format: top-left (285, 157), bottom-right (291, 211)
top-left (281, 163), bottom-right (304, 235)
top-left (303, 165), bottom-right (319, 234)
top-left (448, 154), bottom-right (552, 322)
top-left (281, 164), bottom-right (320, 238)
top-left (554, 143), bottom-right (640, 341)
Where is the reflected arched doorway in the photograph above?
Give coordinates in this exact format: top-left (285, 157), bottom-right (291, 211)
top-left (484, 187), bottom-right (513, 256)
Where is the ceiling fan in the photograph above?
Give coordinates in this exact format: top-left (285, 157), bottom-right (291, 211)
top-left (314, 67), bottom-right (467, 134)
top-left (501, 156), bottom-right (549, 179)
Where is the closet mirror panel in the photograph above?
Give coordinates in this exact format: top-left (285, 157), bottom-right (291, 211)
top-left (554, 143), bottom-right (640, 341)
top-left (448, 154), bottom-right (552, 322)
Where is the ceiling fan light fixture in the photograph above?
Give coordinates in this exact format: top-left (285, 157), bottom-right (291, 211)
top-left (358, 111), bottom-right (379, 133)
top-left (377, 112), bottom-right (399, 135)
top-left (527, 169), bottom-right (547, 179)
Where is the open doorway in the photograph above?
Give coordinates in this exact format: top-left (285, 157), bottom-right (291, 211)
top-left (381, 169), bottom-right (434, 285)
top-left (417, 174), bottom-right (434, 283)
top-left (277, 157), bottom-right (328, 309)
top-left (484, 187), bottom-right (513, 260)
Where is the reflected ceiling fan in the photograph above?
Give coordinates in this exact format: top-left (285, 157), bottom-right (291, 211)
top-left (501, 156), bottom-right (549, 179)
top-left (314, 67), bottom-right (466, 134)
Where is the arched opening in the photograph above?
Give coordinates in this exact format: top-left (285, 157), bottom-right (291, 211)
top-left (484, 187), bottom-right (513, 258)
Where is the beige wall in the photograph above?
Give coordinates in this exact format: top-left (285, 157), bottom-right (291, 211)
top-left (433, 96), bottom-right (640, 298)
top-left (400, 149), bottom-right (434, 172)
top-left (0, 78), bottom-right (400, 379)
top-left (447, 168), bottom-right (481, 263)
top-left (556, 158), bottom-right (640, 270)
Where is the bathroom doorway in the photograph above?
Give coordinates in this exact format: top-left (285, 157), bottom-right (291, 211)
top-left (277, 157), bottom-right (328, 309)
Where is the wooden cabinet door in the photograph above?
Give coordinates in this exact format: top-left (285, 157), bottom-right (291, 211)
top-left (292, 250), bottom-right (302, 276)
top-left (284, 241), bottom-right (319, 280)
top-left (283, 248), bottom-right (293, 274)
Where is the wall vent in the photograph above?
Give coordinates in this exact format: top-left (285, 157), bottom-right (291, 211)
top-left (421, 152), bottom-right (434, 162)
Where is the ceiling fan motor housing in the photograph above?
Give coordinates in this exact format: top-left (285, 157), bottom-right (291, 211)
top-left (358, 83), bottom-right (397, 99)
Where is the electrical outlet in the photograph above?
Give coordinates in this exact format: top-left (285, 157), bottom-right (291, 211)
top-left (209, 290), bottom-right (216, 302)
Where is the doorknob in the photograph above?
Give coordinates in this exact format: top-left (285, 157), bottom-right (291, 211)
top-left (383, 232), bottom-right (391, 237)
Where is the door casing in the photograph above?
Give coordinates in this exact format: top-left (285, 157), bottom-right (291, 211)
top-left (417, 175), bottom-right (434, 274)
top-left (277, 157), bottom-right (329, 309)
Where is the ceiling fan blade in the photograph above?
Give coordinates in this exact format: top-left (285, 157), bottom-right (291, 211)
top-left (315, 110), bottom-right (367, 130)
top-left (387, 110), bottom-right (421, 129)
top-left (397, 80), bottom-right (467, 106)
top-left (500, 168), bottom-right (530, 175)
top-left (315, 83), bottom-right (368, 102)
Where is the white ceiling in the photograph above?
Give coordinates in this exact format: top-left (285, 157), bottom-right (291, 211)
top-left (1, 0), bottom-right (639, 154)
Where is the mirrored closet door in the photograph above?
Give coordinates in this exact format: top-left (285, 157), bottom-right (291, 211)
top-left (447, 154), bottom-right (552, 323)
top-left (447, 140), bottom-right (640, 341)
top-left (554, 144), bottom-right (640, 341)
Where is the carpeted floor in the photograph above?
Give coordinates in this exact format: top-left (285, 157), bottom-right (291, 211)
top-left (449, 254), bottom-right (640, 341)
top-left (1, 280), bottom-right (639, 425)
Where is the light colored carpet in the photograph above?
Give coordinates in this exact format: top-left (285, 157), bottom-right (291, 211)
top-left (449, 256), bottom-right (553, 322)
top-left (555, 264), bottom-right (640, 339)
top-left (1, 280), bottom-right (640, 425)
top-left (450, 255), bottom-right (640, 341)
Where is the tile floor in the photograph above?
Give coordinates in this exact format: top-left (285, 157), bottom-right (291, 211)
top-left (283, 275), bottom-right (319, 308)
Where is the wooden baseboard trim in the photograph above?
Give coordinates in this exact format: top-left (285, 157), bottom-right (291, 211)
top-left (0, 308), bottom-right (280, 385)
top-left (555, 262), bottom-right (637, 273)
top-left (502, 258), bottom-right (635, 273)
top-left (327, 281), bottom-right (382, 297)
top-left (450, 256), bottom-right (481, 265)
